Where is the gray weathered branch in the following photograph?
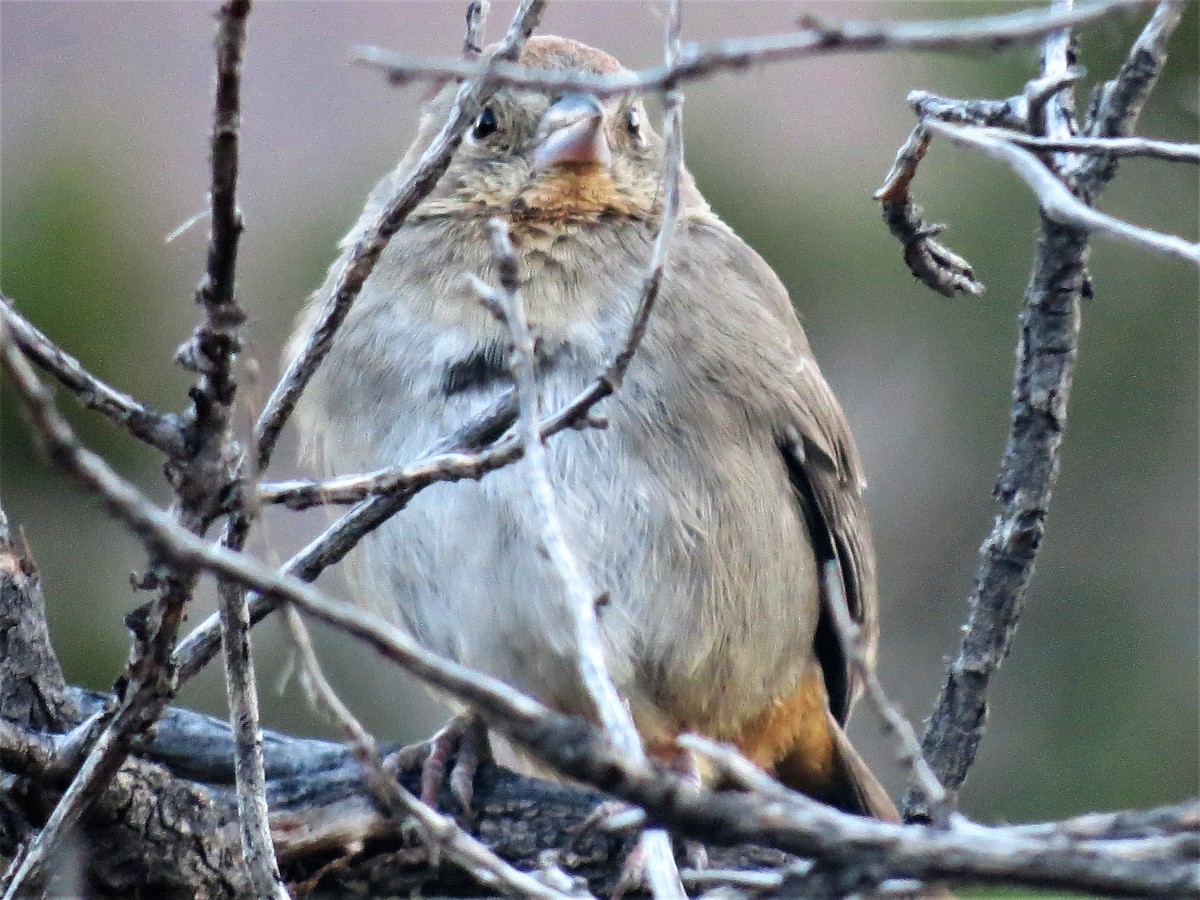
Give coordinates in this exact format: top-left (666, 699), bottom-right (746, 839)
top-left (905, 0), bottom-right (1187, 820)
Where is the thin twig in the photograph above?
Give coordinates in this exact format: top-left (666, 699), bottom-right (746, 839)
top-left (0, 296), bottom-right (184, 456)
top-left (3, 325), bottom-right (1195, 897)
top-left (476, 226), bottom-right (635, 753)
top-left (174, 391), bottom-right (520, 686)
top-left (216, 572), bottom-right (285, 900)
top-left (925, 121), bottom-right (1198, 264)
top-left (906, 89), bottom-right (1033, 130)
top-left (1078, 1), bottom-right (1186, 183)
top-left (979, 129), bottom-right (1200, 163)
top-left (463, 0), bottom-right (490, 58)
top-left (873, 125), bottom-right (985, 298)
top-left (821, 561), bottom-right (949, 821)
top-left (474, 7), bottom-right (690, 893)
top-left (252, 0), bottom-right (547, 475)
top-left (676, 735), bottom-right (795, 801)
top-left (353, 0), bottom-right (1148, 98)
top-left (478, 219), bottom-right (685, 900)
top-left (188, 3), bottom-right (285, 896)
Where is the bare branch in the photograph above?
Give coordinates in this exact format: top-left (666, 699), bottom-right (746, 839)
top-left (174, 0), bottom-right (249, 422)
top-left (676, 735), bottom-right (795, 800)
top-left (252, 0), bottom-right (547, 476)
top-left (1079, 0), bottom-right (1186, 181)
top-left (469, 11), bottom-right (689, 890)
top-left (173, 391), bottom-right (521, 686)
top-left (354, 0), bottom-right (1150, 98)
top-left (908, 0), bottom-right (1189, 821)
top-left (476, 220), bottom-right (685, 899)
top-left (982, 130), bottom-right (1200, 163)
top-left (874, 126), bottom-right (986, 298)
top-left (906, 89), bottom-right (1031, 130)
top-left (0, 296), bottom-right (183, 457)
top-left (1005, 799), bottom-right (1200, 840)
top-left (906, 0), bottom-right (1090, 824)
top-left (216, 572), bottom-right (284, 900)
top-left (925, 119), bottom-right (1199, 265)
top-left (166, 3), bottom-right (285, 896)
top-left (198, 12), bottom-right (547, 894)
top-left (2, 11), bottom-right (269, 886)
top-left (2, 3), bottom-right (261, 895)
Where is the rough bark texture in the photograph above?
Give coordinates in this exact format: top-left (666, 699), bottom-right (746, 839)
top-left (2, 693), bottom-right (789, 898)
top-left (0, 517), bottom-right (75, 732)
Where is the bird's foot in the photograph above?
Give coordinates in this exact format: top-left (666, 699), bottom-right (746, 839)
top-left (387, 712), bottom-right (490, 817)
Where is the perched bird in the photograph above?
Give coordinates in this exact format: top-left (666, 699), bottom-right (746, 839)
top-left (290, 35), bottom-right (895, 820)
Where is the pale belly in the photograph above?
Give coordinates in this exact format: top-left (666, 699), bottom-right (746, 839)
top-left (311, 325), bottom-right (821, 741)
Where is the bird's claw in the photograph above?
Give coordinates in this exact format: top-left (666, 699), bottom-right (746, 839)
top-left (386, 713), bottom-right (490, 818)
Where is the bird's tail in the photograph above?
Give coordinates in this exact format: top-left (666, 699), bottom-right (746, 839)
top-left (824, 709), bottom-right (900, 821)
top-left (774, 707), bottom-right (899, 821)
top-left (776, 717), bottom-right (965, 899)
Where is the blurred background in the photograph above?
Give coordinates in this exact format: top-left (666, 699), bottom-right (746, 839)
top-left (2, 0), bottom-right (1196, 850)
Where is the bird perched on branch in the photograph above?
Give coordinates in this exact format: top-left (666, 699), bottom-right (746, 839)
top-left (290, 35), bottom-right (895, 822)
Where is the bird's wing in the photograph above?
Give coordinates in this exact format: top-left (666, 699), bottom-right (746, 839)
top-left (780, 426), bottom-right (877, 724)
top-left (673, 212), bottom-right (879, 725)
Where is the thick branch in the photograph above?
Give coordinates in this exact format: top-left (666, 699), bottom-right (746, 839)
top-left (0, 516), bottom-right (75, 733)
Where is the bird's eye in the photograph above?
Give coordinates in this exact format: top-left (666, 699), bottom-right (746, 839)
top-left (472, 106), bottom-right (499, 140)
top-left (625, 107), bottom-right (641, 136)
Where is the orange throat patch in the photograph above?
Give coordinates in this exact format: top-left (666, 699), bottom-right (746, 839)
top-left (509, 166), bottom-right (644, 225)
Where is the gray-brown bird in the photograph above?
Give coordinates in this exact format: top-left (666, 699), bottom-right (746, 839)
top-left (290, 35), bottom-right (895, 821)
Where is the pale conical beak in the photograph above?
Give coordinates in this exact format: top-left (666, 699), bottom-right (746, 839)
top-left (533, 93), bottom-right (611, 172)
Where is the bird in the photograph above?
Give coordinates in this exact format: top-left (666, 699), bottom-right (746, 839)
top-left (288, 34), bottom-right (896, 822)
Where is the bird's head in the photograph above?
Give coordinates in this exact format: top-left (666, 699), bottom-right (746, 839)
top-left (406, 36), bottom-right (701, 227)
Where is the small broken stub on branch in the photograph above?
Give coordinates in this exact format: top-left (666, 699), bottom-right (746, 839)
top-left (874, 125), bottom-right (985, 299)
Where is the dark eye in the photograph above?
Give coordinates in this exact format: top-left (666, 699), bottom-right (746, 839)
top-left (625, 107), bottom-right (641, 136)
top-left (472, 106), bottom-right (498, 140)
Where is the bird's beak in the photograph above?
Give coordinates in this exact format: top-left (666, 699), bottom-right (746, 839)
top-left (533, 93), bottom-right (611, 172)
